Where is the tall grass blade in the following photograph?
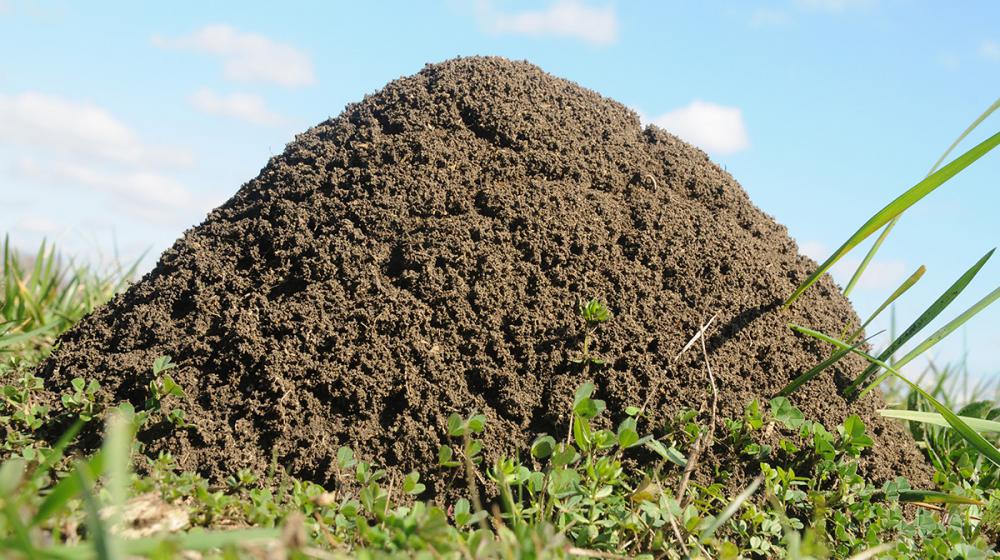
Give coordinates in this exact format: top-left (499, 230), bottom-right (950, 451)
top-left (701, 475), bottom-right (762, 541)
top-left (0, 459), bottom-right (36, 555)
top-left (124, 527), bottom-right (280, 554)
top-left (43, 528), bottom-right (280, 558)
top-left (841, 97), bottom-right (999, 299)
top-left (894, 284), bottom-right (1000, 370)
top-left (880, 409), bottom-right (1000, 433)
top-left (857, 284), bottom-right (1000, 399)
top-left (0, 324), bottom-right (57, 350)
top-left (897, 490), bottom-right (983, 506)
top-left (929, 97), bottom-right (1000, 174)
top-left (29, 419), bottom-right (84, 486)
top-left (847, 544), bottom-right (896, 560)
top-left (778, 265), bottom-right (924, 396)
top-left (778, 336), bottom-right (872, 397)
top-left (102, 411), bottom-right (132, 547)
top-left (844, 249), bottom-right (994, 396)
top-left (76, 466), bottom-right (119, 560)
top-left (33, 452), bottom-right (104, 527)
top-left (855, 266), bottom-right (926, 336)
top-left (785, 130), bottom-right (1000, 307)
top-left (790, 324), bottom-right (1000, 468)
top-left (844, 220), bottom-right (896, 297)
top-left (2, 501), bottom-right (38, 558)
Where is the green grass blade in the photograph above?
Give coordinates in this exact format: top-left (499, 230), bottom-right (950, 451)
top-left (124, 527), bottom-right (280, 554)
top-left (790, 324), bottom-right (1000, 468)
top-left (3, 501), bottom-right (40, 558)
top-left (880, 409), bottom-right (1000, 433)
top-left (777, 265), bottom-right (924, 397)
top-left (928, 97), bottom-right (1000, 175)
top-left (894, 284), bottom-right (1000, 370)
top-left (0, 323), bottom-right (57, 350)
top-left (844, 219), bottom-right (897, 297)
top-left (856, 370), bottom-right (896, 400)
top-left (845, 249), bottom-right (994, 396)
top-left (701, 475), bottom-right (762, 541)
top-left (43, 528), bottom-right (280, 558)
top-left (851, 265), bottom-right (926, 339)
top-left (102, 411), bottom-right (132, 543)
top-left (0, 457), bottom-right (35, 556)
top-left (29, 419), bottom-right (84, 486)
top-left (897, 489), bottom-right (983, 506)
top-left (777, 336), bottom-right (873, 397)
top-left (839, 98), bottom-right (999, 300)
top-left (32, 451), bottom-right (104, 527)
top-left (784, 130), bottom-right (1000, 307)
top-left (76, 465), bottom-right (120, 560)
top-left (847, 544), bottom-right (896, 560)
top-left (857, 284), bottom-right (1000, 399)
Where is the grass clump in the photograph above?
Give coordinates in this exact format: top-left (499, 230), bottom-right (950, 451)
top-left (1, 237), bottom-right (136, 358)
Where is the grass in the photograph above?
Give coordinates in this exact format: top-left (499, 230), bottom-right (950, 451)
top-left (1, 99), bottom-right (999, 558)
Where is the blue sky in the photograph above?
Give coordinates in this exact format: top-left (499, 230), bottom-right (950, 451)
top-left (1, 0), bottom-right (998, 379)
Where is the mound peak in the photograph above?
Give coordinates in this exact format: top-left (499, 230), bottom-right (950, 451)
top-left (40, 56), bottom-right (928, 492)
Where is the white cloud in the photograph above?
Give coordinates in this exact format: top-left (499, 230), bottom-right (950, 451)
top-left (649, 100), bottom-right (750, 155)
top-left (749, 8), bottom-right (791, 28)
top-left (800, 240), bottom-right (907, 292)
top-left (0, 92), bottom-right (192, 167)
top-left (152, 24), bottom-right (316, 87)
top-left (0, 92), bottom-right (196, 224)
top-left (794, 0), bottom-right (874, 13)
top-left (189, 88), bottom-right (284, 126)
top-left (483, 0), bottom-right (618, 46)
top-left (981, 40), bottom-right (1000, 61)
top-left (12, 158), bottom-right (193, 211)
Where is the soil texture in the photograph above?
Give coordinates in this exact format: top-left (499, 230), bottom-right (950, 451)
top-left (39, 57), bottom-right (929, 494)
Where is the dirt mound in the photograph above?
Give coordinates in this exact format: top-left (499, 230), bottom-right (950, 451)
top-left (39, 56), bottom-right (928, 492)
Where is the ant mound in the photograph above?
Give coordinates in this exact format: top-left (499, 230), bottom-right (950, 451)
top-left (40, 57), bottom-right (929, 493)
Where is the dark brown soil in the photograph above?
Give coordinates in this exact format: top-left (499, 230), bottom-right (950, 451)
top-left (39, 56), bottom-right (929, 493)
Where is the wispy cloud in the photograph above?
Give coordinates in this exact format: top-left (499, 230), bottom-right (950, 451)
top-left (0, 92), bottom-right (197, 224)
top-left (649, 100), bottom-right (750, 155)
top-left (189, 88), bottom-right (284, 126)
top-left (981, 40), bottom-right (1000, 61)
top-left (152, 24), bottom-right (316, 87)
top-left (0, 92), bottom-right (192, 167)
top-left (480, 0), bottom-right (618, 46)
top-left (12, 158), bottom-right (193, 211)
top-left (749, 8), bottom-right (791, 28)
top-left (800, 240), bottom-right (907, 292)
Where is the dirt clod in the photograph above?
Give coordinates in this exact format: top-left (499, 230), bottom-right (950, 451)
top-left (39, 56), bottom-right (929, 493)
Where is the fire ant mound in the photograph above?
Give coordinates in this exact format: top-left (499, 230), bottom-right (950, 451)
top-left (39, 56), bottom-right (929, 493)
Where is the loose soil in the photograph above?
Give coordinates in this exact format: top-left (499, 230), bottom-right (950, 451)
top-left (39, 56), bottom-right (929, 494)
